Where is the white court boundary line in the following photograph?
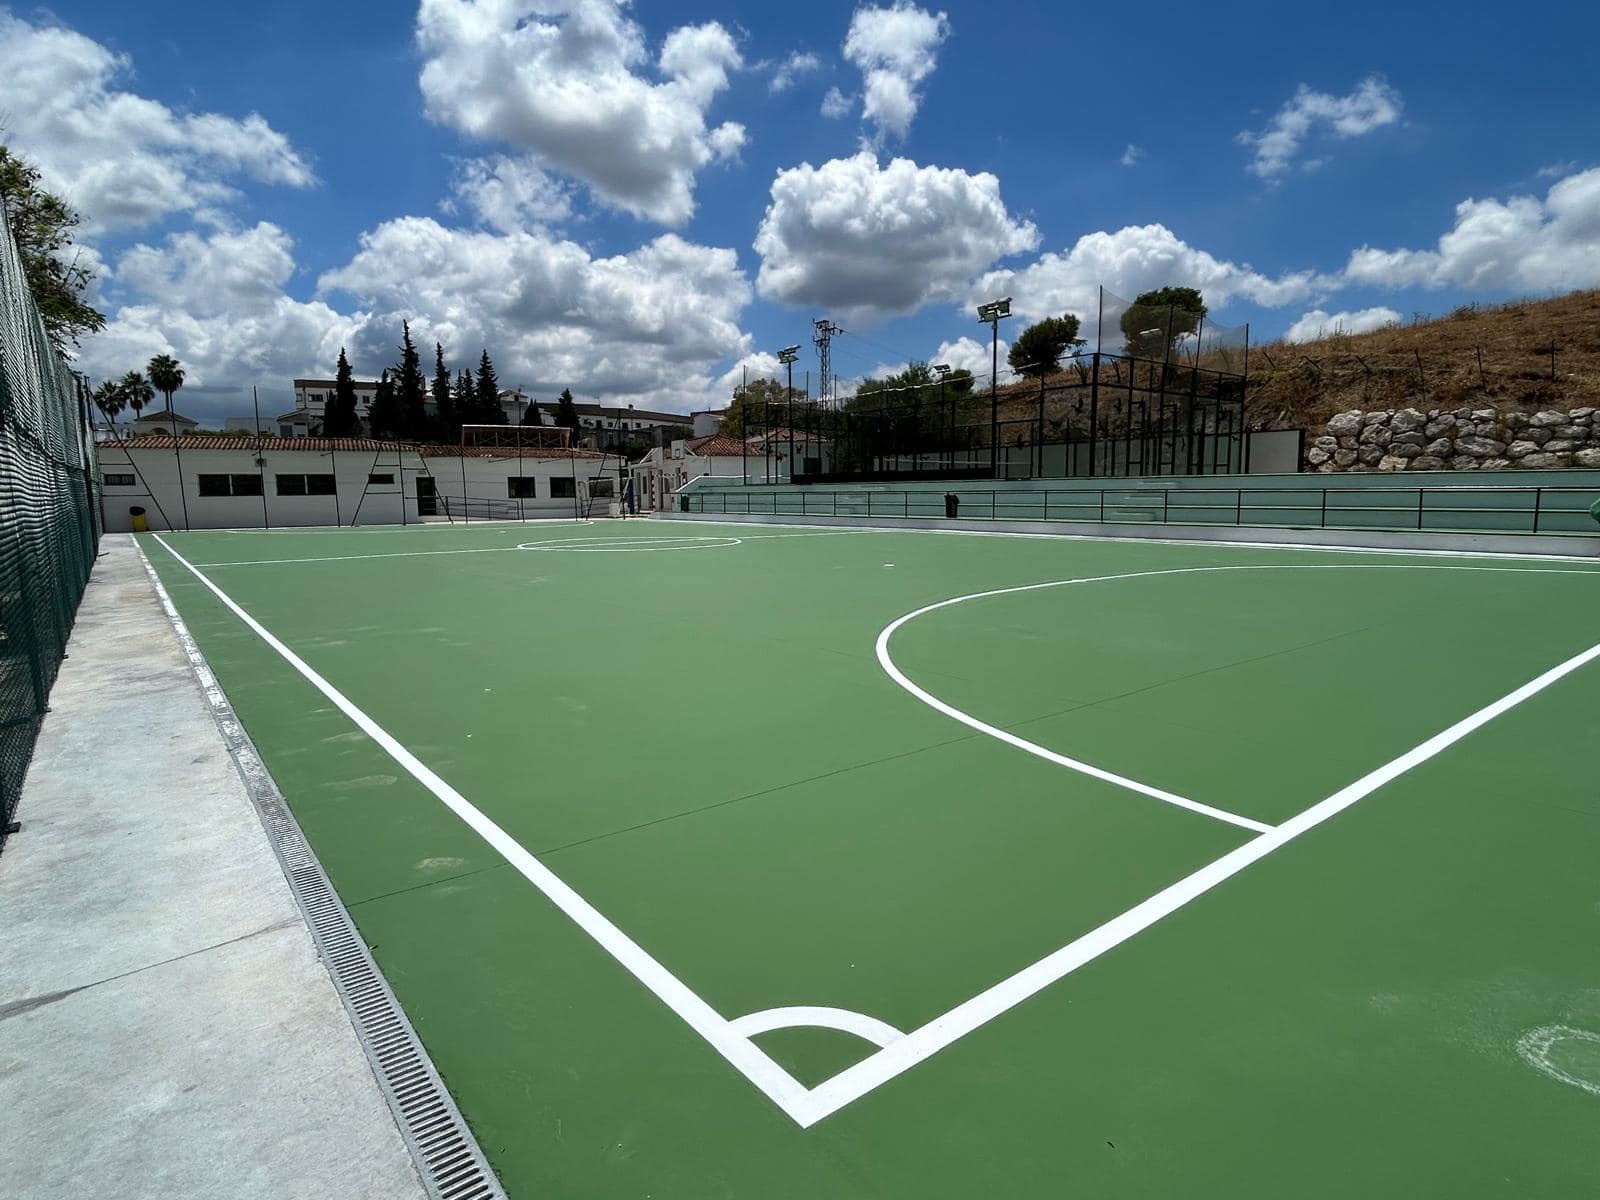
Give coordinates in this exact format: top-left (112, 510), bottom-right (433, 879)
top-left (148, 534), bottom-right (1600, 1128)
top-left (662, 514), bottom-right (1600, 564)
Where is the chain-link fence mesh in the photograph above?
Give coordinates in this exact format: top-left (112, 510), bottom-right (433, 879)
top-left (0, 205), bottom-right (101, 851)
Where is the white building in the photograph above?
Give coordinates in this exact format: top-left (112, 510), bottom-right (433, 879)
top-left (629, 434), bottom-right (777, 511)
top-left (528, 400), bottom-right (691, 445)
top-left (291, 377), bottom-right (381, 425)
top-left (131, 408), bottom-right (199, 437)
top-left (96, 436), bottom-right (618, 532)
top-left (690, 410), bottom-right (724, 436)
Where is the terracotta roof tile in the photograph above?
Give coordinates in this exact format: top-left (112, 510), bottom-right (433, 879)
top-left (97, 435), bottom-right (606, 458)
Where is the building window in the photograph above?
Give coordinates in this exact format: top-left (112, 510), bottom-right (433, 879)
top-left (276, 473), bottom-right (337, 496)
top-left (103, 472), bottom-right (135, 487)
top-left (507, 477), bottom-right (537, 499)
top-left (368, 473), bottom-right (395, 485)
top-left (550, 477), bottom-right (576, 498)
top-left (199, 473), bottom-right (263, 497)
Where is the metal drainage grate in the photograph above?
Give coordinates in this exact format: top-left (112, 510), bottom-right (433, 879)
top-left (137, 542), bottom-right (505, 1200)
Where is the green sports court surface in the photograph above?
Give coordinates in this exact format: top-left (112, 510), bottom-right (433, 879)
top-left (139, 519), bottom-right (1600, 1197)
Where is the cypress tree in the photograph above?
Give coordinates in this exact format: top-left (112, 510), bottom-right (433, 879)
top-left (555, 387), bottom-right (580, 433)
top-left (395, 321), bottom-right (428, 439)
top-left (474, 350), bottom-right (507, 425)
top-left (327, 348), bottom-right (359, 435)
top-left (432, 342), bottom-right (456, 442)
top-left (368, 370), bottom-right (399, 439)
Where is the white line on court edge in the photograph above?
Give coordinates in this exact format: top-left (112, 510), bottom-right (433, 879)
top-left (195, 528), bottom-right (872, 565)
top-left (148, 534), bottom-right (816, 1124)
top-left (148, 536), bottom-right (1600, 1130)
top-left (664, 515), bottom-right (1600, 565)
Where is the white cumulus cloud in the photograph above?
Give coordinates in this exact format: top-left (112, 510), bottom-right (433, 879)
top-left (842, 3), bottom-right (950, 141)
top-left (820, 87), bottom-right (854, 119)
top-left (448, 156), bottom-right (574, 233)
top-left (1282, 306), bottom-right (1400, 343)
top-left (0, 12), bottom-right (314, 232)
top-left (769, 50), bottom-right (821, 94)
top-left (78, 223), bottom-right (359, 392)
top-left (1340, 166), bottom-right (1600, 293)
top-left (1239, 75), bottom-right (1402, 179)
top-left (754, 152), bottom-right (1038, 321)
top-left (974, 223), bottom-right (1316, 341)
top-left (320, 218), bottom-right (754, 410)
top-left (415, 0), bottom-right (743, 226)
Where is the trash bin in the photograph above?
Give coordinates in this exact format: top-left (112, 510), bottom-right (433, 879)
top-left (944, 493), bottom-right (959, 519)
top-left (129, 505), bottom-right (148, 533)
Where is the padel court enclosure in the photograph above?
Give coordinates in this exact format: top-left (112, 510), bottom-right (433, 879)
top-left (138, 519), bottom-right (1600, 1198)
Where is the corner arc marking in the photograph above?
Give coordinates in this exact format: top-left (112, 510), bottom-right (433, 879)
top-left (728, 1006), bottom-right (905, 1049)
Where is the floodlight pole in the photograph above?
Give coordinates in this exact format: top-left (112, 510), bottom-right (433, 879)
top-left (934, 364), bottom-right (951, 472)
top-left (977, 298), bottom-right (1012, 478)
top-left (779, 345), bottom-right (800, 482)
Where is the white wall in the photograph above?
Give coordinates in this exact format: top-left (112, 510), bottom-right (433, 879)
top-left (99, 445), bottom-right (406, 532)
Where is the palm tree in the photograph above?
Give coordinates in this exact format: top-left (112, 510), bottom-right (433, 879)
top-left (91, 380), bottom-right (125, 436)
top-left (119, 370), bottom-right (155, 425)
top-left (146, 354), bottom-right (185, 413)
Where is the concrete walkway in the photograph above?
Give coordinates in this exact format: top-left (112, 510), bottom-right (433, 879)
top-left (0, 536), bottom-right (427, 1200)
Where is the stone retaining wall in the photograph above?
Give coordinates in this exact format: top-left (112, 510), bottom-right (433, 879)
top-left (1308, 406), bottom-right (1600, 472)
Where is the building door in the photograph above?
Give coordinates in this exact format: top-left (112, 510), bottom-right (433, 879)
top-left (416, 475), bottom-right (437, 516)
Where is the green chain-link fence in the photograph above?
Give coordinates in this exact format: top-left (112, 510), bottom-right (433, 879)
top-left (0, 205), bottom-right (101, 853)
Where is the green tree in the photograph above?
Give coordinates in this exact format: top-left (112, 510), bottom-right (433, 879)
top-left (473, 350), bottom-right (507, 425)
top-left (91, 379), bottom-right (125, 435)
top-left (432, 342), bottom-right (457, 441)
top-left (1008, 314), bottom-right (1083, 377)
top-left (392, 322), bottom-right (429, 439)
top-left (1119, 286), bottom-right (1206, 361)
top-left (0, 144), bottom-right (105, 351)
top-left (521, 398), bottom-right (544, 426)
top-left (555, 388), bottom-right (580, 433)
top-left (325, 348), bottom-right (359, 435)
top-left (367, 370), bottom-right (399, 439)
top-left (146, 353), bottom-right (185, 413)
top-left (452, 367), bottom-right (474, 431)
top-left (119, 370), bottom-right (154, 423)
top-left (720, 378), bottom-right (786, 435)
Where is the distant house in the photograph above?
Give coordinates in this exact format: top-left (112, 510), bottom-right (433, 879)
top-left (629, 433), bottom-right (777, 510)
top-left (291, 377), bottom-right (381, 426)
top-left (131, 408), bottom-right (199, 437)
top-left (275, 408), bottom-right (318, 437)
top-left (691, 409), bottom-right (725, 437)
top-left (530, 400), bottom-right (691, 448)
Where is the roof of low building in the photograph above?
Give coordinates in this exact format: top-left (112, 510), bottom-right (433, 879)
top-left (133, 409), bottom-right (197, 424)
top-left (533, 401), bottom-right (691, 423)
top-left (292, 378), bottom-right (380, 389)
top-left (683, 434), bottom-right (748, 457)
top-left (97, 435), bottom-right (608, 459)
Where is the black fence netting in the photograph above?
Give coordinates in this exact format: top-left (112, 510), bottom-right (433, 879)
top-left (0, 205), bottom-right (101, 852)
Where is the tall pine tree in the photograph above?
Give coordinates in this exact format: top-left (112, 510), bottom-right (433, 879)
top-left (432, 342), bottom-right (456, 442)
top-left (555, 388), bottom-right (580, 434)
top-left (474, 350), bottom-right (507, 425)
top-left (367, 370), bottom-right (399, 439)
top-left (326, 348), bottom-right (359, 435)
top-left (452, 367), bottom-right (474, 430)
top-left (395, 321), bottom-right (428, 440)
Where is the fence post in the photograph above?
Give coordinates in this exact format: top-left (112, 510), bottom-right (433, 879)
top-left (1531, 487), bottom-right (1543, 533)
top-left (1416, 488), bottom-right (1425, 531)
top-left (1162, 490), bottom-right (1169, 524)
top-left (1320, 489), bottom-right (1327, 527)
top-left (866, 492), bottom-right (872, 517)
top-left (1099, 489), bottom-right (1106, 522)
top-left (1236, 489), bottom-right (1243, 525)
top-left (904, 492), bottom-right (909, 518)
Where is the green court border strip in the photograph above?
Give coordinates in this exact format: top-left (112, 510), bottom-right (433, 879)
top-left (133, 540), bottom-right (505, 1200)
top-left (148, 531), bottom-right (1600, 1129)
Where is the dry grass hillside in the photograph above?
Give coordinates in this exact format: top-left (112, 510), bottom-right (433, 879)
top-left (1244, 290), bottom-right (1600, 433)
top-left (984, 290), bottom-right (1600, 439)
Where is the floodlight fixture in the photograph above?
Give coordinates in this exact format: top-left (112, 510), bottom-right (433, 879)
top-left (777, 345), bottom-right (800, 364)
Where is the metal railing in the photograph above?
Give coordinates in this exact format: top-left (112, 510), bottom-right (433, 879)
top-left (680, 483), bottom-right (1600, 538)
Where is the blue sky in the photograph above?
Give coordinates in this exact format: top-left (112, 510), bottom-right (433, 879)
top-left (8, 0), bottom-right (1599, 422)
